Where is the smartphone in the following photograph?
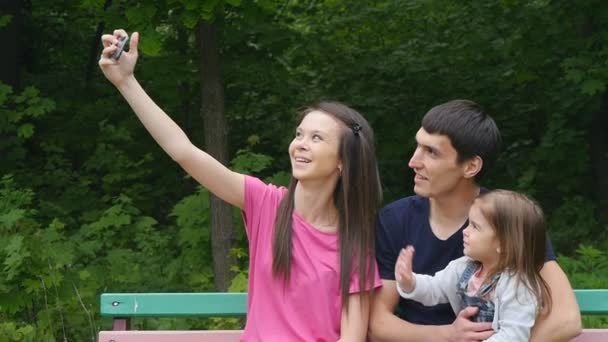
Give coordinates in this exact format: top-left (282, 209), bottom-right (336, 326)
top-left (111, 36), bottom-right (128, 60)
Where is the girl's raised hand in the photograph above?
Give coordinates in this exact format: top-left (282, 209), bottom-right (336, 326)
top-left (395, 245), bottom-right (416, 293)
top-left (98, 29), bottom-right (139, 87)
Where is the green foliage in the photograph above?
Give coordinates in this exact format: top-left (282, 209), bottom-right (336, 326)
top-left (0, 176), bottom-right (70, 340)
top-left (0, 15), bottom-right (11, 28)
top-left (559, 244), bottom-right (608, 328)
top-left (0, 84), bottom-right (55, 174)
top-left (230, 149), bottom-right (274, 173)
top-left (0, 322), bottom-right (39, 342)
top-left (2, 0), bottom-right (607, 337)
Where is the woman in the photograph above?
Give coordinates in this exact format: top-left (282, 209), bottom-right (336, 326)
top-left (99, 30), bottom-right (383, 341)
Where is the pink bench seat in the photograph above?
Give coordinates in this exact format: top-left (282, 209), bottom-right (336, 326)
top-left (571, 329), bottom-right (608, 342)
top-left (98, 330), bottom-right (243, 342)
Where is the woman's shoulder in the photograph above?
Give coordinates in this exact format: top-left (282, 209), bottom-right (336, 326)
top-left (245, 175), bottom-right (287, 195)
top-left (244, 176), bottom-right (289, 213)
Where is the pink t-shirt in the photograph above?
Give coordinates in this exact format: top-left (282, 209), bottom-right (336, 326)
top-left (241, 176), bottom-right (382, 342)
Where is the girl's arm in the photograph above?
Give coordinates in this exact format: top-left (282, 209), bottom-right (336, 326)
top-left (396, 256), bottom-right (465, 307)
top-left (99, 30), bottom-right (245, 209)
top-left (338, 292), bottom-right (371, 342)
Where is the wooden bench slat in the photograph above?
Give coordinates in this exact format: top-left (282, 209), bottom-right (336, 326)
top-left (575, 290), bottom-right (608, 315)
top-left (99, 330), bottom-right (243, 342)
top-left (100, 293), bottom-right (247, 317)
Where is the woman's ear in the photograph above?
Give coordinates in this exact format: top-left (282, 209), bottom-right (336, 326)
top-left (463, 156), bottom-right (483, 179)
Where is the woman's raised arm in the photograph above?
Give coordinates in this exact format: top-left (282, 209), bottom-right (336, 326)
top-left (99, 29), bottom-right (244, 208)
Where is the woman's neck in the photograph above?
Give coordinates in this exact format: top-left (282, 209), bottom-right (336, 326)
top-left (293, 179), bottom-right (339, 232)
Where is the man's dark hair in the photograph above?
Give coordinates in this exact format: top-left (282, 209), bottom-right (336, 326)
top-left (422, 99), bottom-right (501, 180)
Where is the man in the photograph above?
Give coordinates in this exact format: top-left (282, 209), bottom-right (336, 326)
top-left (369, 100), bottom-right (581, 341)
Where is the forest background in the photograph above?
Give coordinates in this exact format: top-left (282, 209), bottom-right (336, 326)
top-left (1, 0), bottom-right (607, 340)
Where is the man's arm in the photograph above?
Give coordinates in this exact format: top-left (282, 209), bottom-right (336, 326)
top-left (368, 279), bottom-right (494, 342)
top-left (529, 261), bottom-right (582, 342)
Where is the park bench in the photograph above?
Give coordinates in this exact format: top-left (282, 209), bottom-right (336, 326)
top-left (98, 289), bottom-right (608, 342)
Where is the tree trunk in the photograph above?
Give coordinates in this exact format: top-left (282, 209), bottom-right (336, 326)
top-left (85, 0), bottom-right (113, 84)
top-left (0, 0), bottom-right (21, 88)
top-left (591, 93), bottom-right (608, 224)
top-left (197, 20), bottom-right (235, 291)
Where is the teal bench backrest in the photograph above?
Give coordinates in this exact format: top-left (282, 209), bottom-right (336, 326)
top-left (100, 289), bottom-right (607, 318)
top-left (101, 292), bottom-right (247, 318)
top-left (574, 289), bottom-right (608, 315)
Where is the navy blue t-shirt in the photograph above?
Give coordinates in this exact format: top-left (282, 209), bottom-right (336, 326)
top-left (376, 194), bottom-right (556, 325)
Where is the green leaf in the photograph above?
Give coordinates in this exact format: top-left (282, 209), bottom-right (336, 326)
top-left (21, 86), bottom-right (39, 99)
top-left (230, 150), bottom-right (273, 173)
top-left (0, 209), bottom-right (26, 229)
top-left (125, 7), bottom-right (146, 25)
top-left (201, 0), bottom-right (221, 12)
top-left (22, 278), bottom-right (41, 294)
top-left (184, 0), bottom-right (199, 10)
top-left (79, 270), bottom-right (91, 280)
top-left (181, 10), bottom-right (200, 29)
top-left (80, 0), bottom-right (108, 11)
top-left (265, 171), bottom-right (291, 187)
top-left (565, 69), bottom-right (584, 83)
top-left (138, 29), bottom-right (163, 56)
top-left (201, 0), bottom-right (221, 21)
top-left (581, 79), bottom-right (605, 96)
top-left (3, 235), bottom-right (29, 281)
top-left (171, 187), bottom-right (210, 229)
top-left (256, 0), bottom-right (276, 11)
top-left (141, 4), bottom-right (158, 20)
top-left (247, 134), bottom-right (260, 145)
top-left (0, 15), bottom-right (12, 28)
top-left (17, 124), bottom-right (34, 138)
top-left (228, 272), bottom-right (248, 292)
top-left (0, 83), bottom-right (12, 104)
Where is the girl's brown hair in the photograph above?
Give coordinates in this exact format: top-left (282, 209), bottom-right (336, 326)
top-left (272, 101), bottom-right (382, 310)
top-left (477, 190), bottom-right (552, 314)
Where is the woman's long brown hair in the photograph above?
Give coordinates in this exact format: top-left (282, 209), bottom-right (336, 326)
top-left (272, 101), bottom-right (382, 310)
top-left (477, 190), bottom-right (552, 315)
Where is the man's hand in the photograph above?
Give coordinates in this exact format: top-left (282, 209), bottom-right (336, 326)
top-left (445, 307), bottom-right (495, 342)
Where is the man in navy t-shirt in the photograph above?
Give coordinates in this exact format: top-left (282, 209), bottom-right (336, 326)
top-left (368, 100), bottom-right (581, 341)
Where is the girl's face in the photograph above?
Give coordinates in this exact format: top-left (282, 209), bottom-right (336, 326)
top-left (288, 110), bottom-right (342, 182)
top-left (463, 201), bottom-right (501, 266)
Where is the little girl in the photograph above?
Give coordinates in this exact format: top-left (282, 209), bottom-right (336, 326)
top-left (395, 190), bottom-right (552, 341)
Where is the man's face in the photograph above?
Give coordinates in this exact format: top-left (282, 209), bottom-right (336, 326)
top-left (408, 128), bottom-right (467, 198)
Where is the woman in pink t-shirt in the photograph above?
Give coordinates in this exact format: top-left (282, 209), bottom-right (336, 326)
top-left (100, 29), bottom-right (383, 341)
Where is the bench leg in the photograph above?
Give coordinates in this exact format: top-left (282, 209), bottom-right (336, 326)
top-left (112, 318), bottom-right (130, 331)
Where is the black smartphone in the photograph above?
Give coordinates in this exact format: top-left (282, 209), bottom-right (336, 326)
top-left (111, 36), bottom-right (128, 60)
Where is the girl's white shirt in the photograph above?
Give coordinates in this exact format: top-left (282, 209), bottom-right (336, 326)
top-left (396, 256), bottom-right (538, 342)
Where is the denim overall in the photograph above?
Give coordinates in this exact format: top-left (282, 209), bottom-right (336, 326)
top-left (457, 261), bottom-right (501, 323)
